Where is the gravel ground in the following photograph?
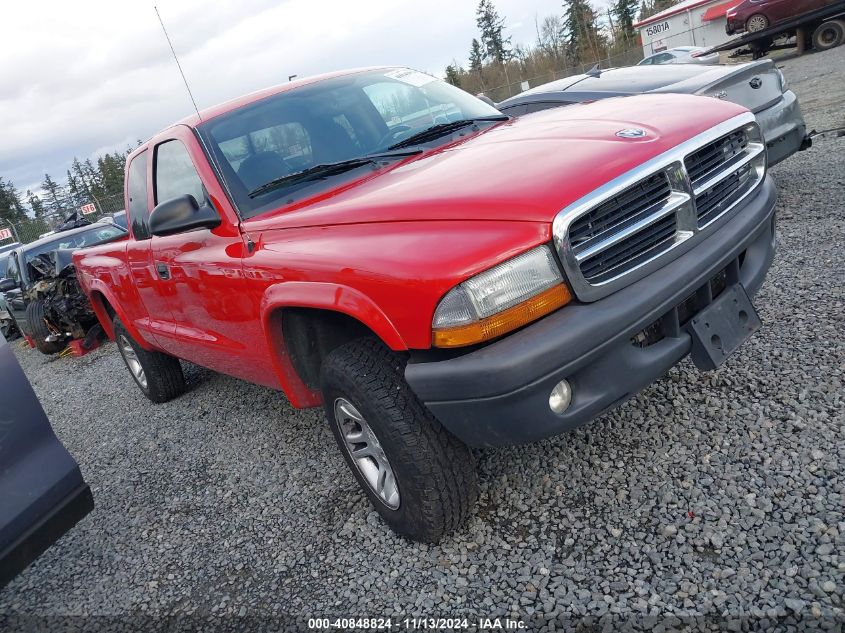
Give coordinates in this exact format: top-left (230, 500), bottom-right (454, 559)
top-left (1, 48), bottom-right (844, 632)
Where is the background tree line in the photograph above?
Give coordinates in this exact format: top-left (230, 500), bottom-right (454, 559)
top-left (446, 0), bottom-right (682, 100)
top-left (0, 148), bottom-right (135, 234)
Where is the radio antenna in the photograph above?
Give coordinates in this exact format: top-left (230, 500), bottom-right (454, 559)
top-left (154, 5), bottom-right (202, 121)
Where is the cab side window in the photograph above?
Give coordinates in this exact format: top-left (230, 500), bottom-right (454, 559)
top-left (155, 140), bottom-right (205, 205)
top-left (5, 254), bottom-right (20, 284)
top-left (127, 150), bottom-right (151, 240)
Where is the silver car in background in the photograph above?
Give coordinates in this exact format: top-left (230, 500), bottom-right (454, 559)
top-left (638, 46), bottom-right (721, 65)
top-left (497, 59), bottom-right (809, 167)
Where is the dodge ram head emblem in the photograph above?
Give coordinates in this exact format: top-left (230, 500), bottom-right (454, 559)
top-left (616, 128), bottom-right (647, 138)
top-left (749, 77), bottom-right (763, 89)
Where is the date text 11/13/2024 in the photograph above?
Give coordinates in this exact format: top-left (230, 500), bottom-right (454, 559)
top-left (307, 617), bottom-right (526, 630)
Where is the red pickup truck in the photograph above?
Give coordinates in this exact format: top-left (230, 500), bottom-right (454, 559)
top-left (74, 67), bottom-right (776, 542)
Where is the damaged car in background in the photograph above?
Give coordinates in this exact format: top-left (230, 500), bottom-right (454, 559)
top-left (0, 249), bottom-right (22, 339)
top-left (0, 223), bottom-right (127, 355)
top-left (497, 58), bottom-right (810, 167)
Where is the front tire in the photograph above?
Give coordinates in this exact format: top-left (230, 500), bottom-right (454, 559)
top-left (114, 318), bottom-right (186, 403)
top-left (26, 300), bottom-right (65, 355)
top-left (321, 338), bottom-right (477, 543)
top-left (746, 13), bottom-right (769, 33)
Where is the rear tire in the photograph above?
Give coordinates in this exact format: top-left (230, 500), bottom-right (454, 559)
top-left (320, 338), bottom-right (478, 543)
top-left (114, 318), bottom-right (186, 403)
top-left (813, 20), bottom-right (845, 51)
top-left (746, 14), bottom-right (769, 33)
top-left (26, 300), bottom-right (65, 355)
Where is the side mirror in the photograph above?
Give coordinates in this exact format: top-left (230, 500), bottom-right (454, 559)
top-left (149, 195), bottom-right (221, 237)
top-left (0, 278), bottom-right (17, 293)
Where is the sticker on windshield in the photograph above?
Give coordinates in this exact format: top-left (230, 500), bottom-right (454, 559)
top-left (384, 69), bottom-right (437, 87)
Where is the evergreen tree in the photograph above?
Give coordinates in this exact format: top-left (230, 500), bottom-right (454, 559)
top-left (0, 178), bottom-right (27, 224)
top-left (476, 0), bottom-right (512, 64)
top-left (26, 190), bottom-right (45, 219)
top-left (41, 173), bottom-right (64, 213)
top-left (67, 170), bottom-right (85, 208)
top-left (445, 63), bottom-right (463, 87)
top-left (469, 38), bottom-right (485, 74)
top-left (614, 0), bottom-right (639, 43)
top-left (562, 0), bottom-right (605, 64)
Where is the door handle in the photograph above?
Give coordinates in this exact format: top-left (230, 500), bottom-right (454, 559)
top-left (156, 263), bottom-right (170, 280)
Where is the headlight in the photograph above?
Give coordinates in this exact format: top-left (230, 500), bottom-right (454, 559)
top-left (432, 245), bottom-right (571, 348)
top-left (744, 120), bottom-right (767, 178)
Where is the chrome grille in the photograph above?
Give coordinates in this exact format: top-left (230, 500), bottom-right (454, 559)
top-left (695, 163), bottom-right (752, 226)
top-left (687, 131), bottom-right (760, 229)
top-left (580, 212), bottom-right (677, 284)
top-left (553, 113), bottom-right (767, 302)
top-left (570, 173), bottom-right (671, 250)
top-left (685, 129), bottom-right (747, 183)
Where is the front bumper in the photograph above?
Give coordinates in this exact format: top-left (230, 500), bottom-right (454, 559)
top-left (757, 90), bottom-right (808, 167)
top-left (405, 177), bottom-right (777, 448)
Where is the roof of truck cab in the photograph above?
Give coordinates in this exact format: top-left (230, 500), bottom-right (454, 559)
top-left (173, 66), bottom-right (393, 129)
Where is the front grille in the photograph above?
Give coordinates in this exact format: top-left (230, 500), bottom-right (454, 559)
top-left (685, 130), bottom-right (747, 183)
top-left (569, 173), bottom-right (671, 250)
top-left (555, 116), bottom-right (766, 301)
top-left (695, 162), bottom-right (753, 226)
top-left (580, 212), bottom-right (677, 284)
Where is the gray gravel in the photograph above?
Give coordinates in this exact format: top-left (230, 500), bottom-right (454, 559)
top-left (1, 48), bottom-right (844, 632)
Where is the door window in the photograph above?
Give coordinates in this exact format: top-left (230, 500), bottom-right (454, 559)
top-left (154, 140), bottom-right (205, 205)
top-left (5, 253), bottom-right (20, 284)
top-left (651, 52), bottom-right (675, 64)
top-left (127, 150), bottom-right (151, 240)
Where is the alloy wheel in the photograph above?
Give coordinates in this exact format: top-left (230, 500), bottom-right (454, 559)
top-left (119, 334), bottom-right (148, 389)
top-left (747, 15), bottom-right (768, 32)
top-left (334, 397), bottom-right (400, 509)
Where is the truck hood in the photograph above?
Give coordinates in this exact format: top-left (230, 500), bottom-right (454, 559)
top-left (244, 93), bottom-right (748, 232)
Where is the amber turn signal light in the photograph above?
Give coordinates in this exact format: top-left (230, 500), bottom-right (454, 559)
top-left (432, 284), bottom-right (571, 348)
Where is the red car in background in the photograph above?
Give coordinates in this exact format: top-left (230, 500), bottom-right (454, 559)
top-left (726, 0), bottom-right (837, 34)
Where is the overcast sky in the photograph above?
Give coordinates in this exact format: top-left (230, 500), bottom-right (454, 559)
top-left (1, 0), bottom-right (612, 195)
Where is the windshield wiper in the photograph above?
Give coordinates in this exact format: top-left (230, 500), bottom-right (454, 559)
top-left (387, 116), bottom-right (509, 151)
top-left (247, 149), bottom-right (423, 198)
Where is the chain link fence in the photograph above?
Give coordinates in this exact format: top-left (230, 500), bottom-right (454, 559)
top-left (0, 193), bottom-right (125, 246)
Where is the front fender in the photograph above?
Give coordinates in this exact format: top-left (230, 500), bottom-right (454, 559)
top-left (257, 282), bottom-right (406, 409)
top-left (259, 282), bottom-right (406, 350)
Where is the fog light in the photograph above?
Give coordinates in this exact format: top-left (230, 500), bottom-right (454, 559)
top-left (549, 380), bottom-right (572, 414)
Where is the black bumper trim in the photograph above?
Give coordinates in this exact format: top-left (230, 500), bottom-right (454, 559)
top-left (405, 177), bottom-right (777, 447)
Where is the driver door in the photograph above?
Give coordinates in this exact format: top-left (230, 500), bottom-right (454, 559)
top-left (146, 128), bottom-right (278, 388)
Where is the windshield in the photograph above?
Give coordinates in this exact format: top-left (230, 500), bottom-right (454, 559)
top-left (23, 224), bottom-right (126, 271)
top-left (198, 68), bottom-right (502, 218)
top-left (0, 255), bottom-right (8, 279)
